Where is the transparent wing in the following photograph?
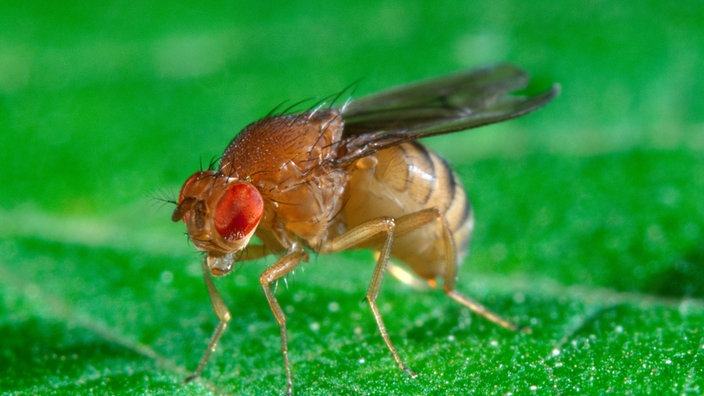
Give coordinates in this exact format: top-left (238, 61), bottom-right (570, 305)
top-left (337, 64), bottom-right (559, 165)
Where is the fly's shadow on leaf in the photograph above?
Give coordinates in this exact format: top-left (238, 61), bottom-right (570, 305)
top-left (647, 242), bottom-right (704, 298)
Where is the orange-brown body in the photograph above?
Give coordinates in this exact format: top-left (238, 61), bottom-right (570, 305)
top-left (211, 110), bottom-right (472, 281)
top-left (171, 64), bottom-right (559, 394)
top-left (219, 112), bottom-right (348, 251)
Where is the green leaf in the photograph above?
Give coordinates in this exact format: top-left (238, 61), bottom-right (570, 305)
top-left (1, 1), bottom-right (703, 395)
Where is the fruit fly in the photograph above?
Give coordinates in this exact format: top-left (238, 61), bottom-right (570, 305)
top-left (172, 64), bottom-right (559, 394)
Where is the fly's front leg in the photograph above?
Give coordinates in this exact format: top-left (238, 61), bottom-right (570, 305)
top-left (260, 247), bottom-right (308, 396)
top-left (185, 256), bottom-right (232, 383)
top-left (185, 245), bottom-right (273, 383)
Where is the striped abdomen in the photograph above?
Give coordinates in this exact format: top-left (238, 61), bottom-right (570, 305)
top-left (341, 141), bottom-right (473, 280)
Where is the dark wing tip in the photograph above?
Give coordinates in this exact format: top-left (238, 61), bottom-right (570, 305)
top-left (547, 83), bottom-right (562, 99)
top-left (515, 82), bottom-right (561, 116)
top-left (335, 66), bottom-right (560, 165)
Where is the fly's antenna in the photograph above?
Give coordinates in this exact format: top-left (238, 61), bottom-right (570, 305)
top-left (149, 188), bottom-right (179, 208)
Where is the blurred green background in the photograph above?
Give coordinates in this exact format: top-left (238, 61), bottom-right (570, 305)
top-left (1, 1), bottom-right (703, 394)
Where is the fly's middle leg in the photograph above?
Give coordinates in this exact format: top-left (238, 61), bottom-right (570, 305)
top-left (319, 216), bottom-right (418, 377)
top-left (320, 209), bottom-right (448, 377)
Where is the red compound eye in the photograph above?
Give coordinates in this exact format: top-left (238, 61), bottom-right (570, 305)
top-left (214, 182), bottom-right (264, 241)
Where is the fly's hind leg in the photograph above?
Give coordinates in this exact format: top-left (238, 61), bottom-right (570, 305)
top-left (436, 213), bottom-right (521, 331)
